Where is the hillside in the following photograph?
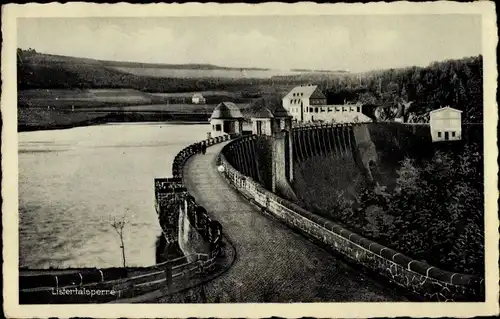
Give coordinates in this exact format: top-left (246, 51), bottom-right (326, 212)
top-left (18, 50), bottom-right (270, 71)
top-left (334, 56), bottom-right (483, 123)
top-left (17, 50), bottom-right (483, 125)
top-left (17, 50), bottom-right (300, 92)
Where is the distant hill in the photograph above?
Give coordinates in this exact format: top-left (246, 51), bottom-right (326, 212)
top-left (17, 50), bottom-right (310, 92)
top-left (18, 50), bottom-right (270, 71)
top-left (290, 68), bottom-right (349, 73)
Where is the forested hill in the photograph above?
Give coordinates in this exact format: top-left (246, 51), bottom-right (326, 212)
top-left (317, 55), bottom-right (483, 123)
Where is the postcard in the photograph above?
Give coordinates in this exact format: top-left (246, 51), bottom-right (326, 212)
top-left (2, 1), bottom-right (499, 318)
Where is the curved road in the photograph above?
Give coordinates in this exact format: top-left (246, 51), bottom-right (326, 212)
top-left (173, 142), bottom-right (406, 302)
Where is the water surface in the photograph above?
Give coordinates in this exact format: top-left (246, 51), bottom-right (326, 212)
top-left (19, 122), bottom-right (209, 268)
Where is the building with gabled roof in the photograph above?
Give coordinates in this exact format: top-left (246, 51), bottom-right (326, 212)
top-left (429, 106), bottom-right (462, 142)
top-left (282, 85), bottom-right (326, 122)
top-left (282, 84), bottom-right (366, 123)
top-left (248, 96), bottom-right (292, 136)
top-left (192, 93), bottom-right (206, 104)
top-left (209, 102), bottom-right (244, 137)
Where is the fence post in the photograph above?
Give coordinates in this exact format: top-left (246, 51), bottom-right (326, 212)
top-left (165, 263), bottom-right (173, 288)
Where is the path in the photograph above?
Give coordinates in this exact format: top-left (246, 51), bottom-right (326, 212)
top-left (158, 142), bottom-right (406, 302)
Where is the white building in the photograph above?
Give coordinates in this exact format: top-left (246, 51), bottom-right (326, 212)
top-left (192, 93), bottom-right (206, 104)
top-left (282, 85), bottom-right (365, 123)
top-left (429, 106), bottom-right (462, 142)
top-left (209, 102), bottom-right (244, 137)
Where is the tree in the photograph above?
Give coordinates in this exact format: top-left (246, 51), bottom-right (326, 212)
top-left (111, 213), bottom-right (129, 268)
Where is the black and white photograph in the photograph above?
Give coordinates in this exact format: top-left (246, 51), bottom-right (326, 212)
top-left (2, 2), bottom-right (498, 318)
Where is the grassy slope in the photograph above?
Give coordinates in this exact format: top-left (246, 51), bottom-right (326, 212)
top-left (17, 52), bottom-right (323, 93)
top-left (25, 52), bottom-right (271, 71)
top-left (17, 52), bottom-right (271, 130)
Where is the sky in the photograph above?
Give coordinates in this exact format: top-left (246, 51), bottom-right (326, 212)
top-left (17, 15), bottom-right (482, 72)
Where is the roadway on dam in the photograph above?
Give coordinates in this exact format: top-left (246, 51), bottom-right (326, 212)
top-left (172, 141), bottom-right (407, 302)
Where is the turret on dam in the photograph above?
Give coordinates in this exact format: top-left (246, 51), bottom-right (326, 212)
top-left (225, 96), bottom-right (297, 201)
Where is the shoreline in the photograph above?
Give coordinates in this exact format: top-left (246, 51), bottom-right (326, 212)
top-left (18, 118), bottom-right (210, 133)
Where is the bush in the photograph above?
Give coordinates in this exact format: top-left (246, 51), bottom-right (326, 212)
top-left (318, 142), bottom-right (483, 276)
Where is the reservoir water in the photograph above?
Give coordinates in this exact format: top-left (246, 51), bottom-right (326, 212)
top-left (18, 122), bottom-right (209, 269)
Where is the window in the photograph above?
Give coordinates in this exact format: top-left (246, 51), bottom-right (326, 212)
top-left (452, 131), bottom-right (456, 137)
top-left (328, 108), bottom-right (332, 112)
top-left (315, 107), bottom-right (319, 113)
top-left (438, 132), bottom-right (441, 137)
top-left (256, 121), bottom-right (262, 135)
top-left (350, 107), bottom-right (354, 112)
top-left (321, 108), bottom-right (325, 112)
top-left (357, 106), bottom-right (361, 112)
top-left (215, 124), bottom-right (222, 131)
top-left (336, 107), bottom-right (340, 112)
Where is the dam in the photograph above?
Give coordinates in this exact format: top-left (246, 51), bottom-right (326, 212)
top-left (153, 95), bottom-right (483, 302)
top-left (19, 120), bottom-right (484, 303)
top-left (215, 118), bottom-right (484, 302)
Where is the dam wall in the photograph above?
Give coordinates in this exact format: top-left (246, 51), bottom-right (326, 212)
top-left (292, 123), bottom-right (437, 211)
top-left (223, 133), bottom-right (296, 200)
top-left (219, 133), bottom-right (484, 301)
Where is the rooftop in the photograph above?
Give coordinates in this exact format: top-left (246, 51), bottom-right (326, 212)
top-left (283, 84), bottom-right (326, 100)
top-left (210, 102), bottom-right (243, 119)
top-left (429, 106), bottom-right (463, 114)
top-left (247, 96), bottom-right (291, 118)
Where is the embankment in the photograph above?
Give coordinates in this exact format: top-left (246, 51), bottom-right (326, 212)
top-left (18, 109), bottom-right (210, 132)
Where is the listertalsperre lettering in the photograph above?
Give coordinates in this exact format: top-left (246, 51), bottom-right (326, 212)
top-left (51, 287), bottom-right (117, 297)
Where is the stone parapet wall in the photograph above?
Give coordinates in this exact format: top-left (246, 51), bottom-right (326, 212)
top-left (172, 134), bottom-right (238, 179)
top-left (165, 133), bottom-right (239, 260)
top-left (218, 136), bottom-right (484, 302)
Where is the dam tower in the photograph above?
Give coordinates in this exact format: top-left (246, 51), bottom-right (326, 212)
top-left (248, 97), bottom-right (296, 200)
